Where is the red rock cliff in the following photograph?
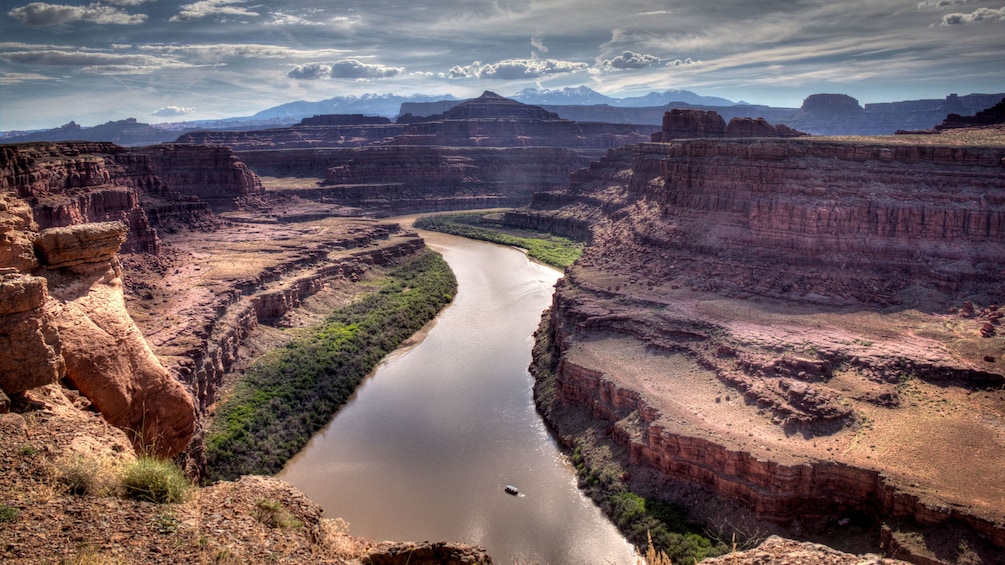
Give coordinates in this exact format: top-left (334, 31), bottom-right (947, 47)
top-left (518, 129), bottom-right (1005, 561)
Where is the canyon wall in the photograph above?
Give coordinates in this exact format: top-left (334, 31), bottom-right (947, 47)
top-left (0, 142), bottom-right (255, 252)
top-left (518, 115), bottom-right (1005, 561)
top-left (514, 135), bottom-right (1005, 306)
top-left (136, 144), bottom-right (265, 211)
top-left (238, 145), bottom-right (593, 216)
top-left (0, 141), bottom-right (271, 456)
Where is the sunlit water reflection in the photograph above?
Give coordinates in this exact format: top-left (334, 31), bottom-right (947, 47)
top-left (278, 229), bottom-right (636, 564)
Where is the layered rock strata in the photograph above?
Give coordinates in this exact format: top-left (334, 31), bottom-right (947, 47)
top-left (517, 121), bottom-right (1005, 560)
top-left (652, 108), bottom-right (806, 141)
top-left (238, 145), bottom-right (592, 216)
top-left (0, 142), bottom-right (249, 253)
top-left (0, 203), bottom-right (196, 456)
top-left (136, 144), bottom-right (265, 211)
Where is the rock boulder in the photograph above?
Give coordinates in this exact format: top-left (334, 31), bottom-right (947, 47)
top-left (35, 221), bottom-right (128, 268)
top-left (0, 272), bottom-right (64, 394)
top-left (48, 260), bottom-right (196, 457)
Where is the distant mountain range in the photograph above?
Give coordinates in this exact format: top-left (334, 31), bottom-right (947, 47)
top-left (249, 93), bottom-right (460, 121)
top-left (512, 86), bottom-right (737, 108)
top-left (2, 87), bottom-right (1002, 145)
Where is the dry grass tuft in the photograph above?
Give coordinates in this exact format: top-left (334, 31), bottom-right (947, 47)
top-left (52, 454), bottom-right (119, 497)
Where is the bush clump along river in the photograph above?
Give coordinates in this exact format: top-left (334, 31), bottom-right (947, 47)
top-left (205, 250), bottom-right (457, 482)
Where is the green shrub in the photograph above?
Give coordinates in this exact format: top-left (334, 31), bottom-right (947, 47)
top-left (121, 456), bottom-right (190, 503)
top-left (0, 503), bottom-right (19, 524)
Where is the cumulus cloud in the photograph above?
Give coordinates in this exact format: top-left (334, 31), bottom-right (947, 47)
top-left (939, 6), bottom-right (1005, 24)
top-left (152, 106), bottom-right (196, 117)
top-left (599, 50), bottom-right (660, 70)
top-left (448, 58), bottom-right (589, 79)
top-left (7, 2), bottom-right (148, 26)
top-left (288, 59), bottom-right (404, 80)
top-left (667, 57), bottom-right (697, 67)
top-left (169, 0), bottom-right (259, 22)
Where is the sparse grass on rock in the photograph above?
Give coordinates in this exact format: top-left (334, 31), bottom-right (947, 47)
top-left (53, 454), bottom-right (118, 497)
top-left (0, 503), bottom-right (19, 524)
top-left (253, 499), bottom-right (302, 530)
top-left (120, 456), bottom-right (191, 504)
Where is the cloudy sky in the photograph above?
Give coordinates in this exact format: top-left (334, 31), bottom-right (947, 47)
top-left (1, 0), bottom-right (1003, 131)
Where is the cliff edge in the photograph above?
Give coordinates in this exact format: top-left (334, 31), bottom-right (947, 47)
top-left (513, 114), bottom-right (1005, 563)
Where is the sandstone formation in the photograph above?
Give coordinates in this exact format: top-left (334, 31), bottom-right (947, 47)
top-left (362, 542), bottom-right (494, 565)
top-left (33, 221), bottom-right (195, 457)
top-left (0, 272), bottom-right (63, 395)
top-left (512, 116), bottom-right (1005, 561)
top-left (651, 108), bottom-right (806, 141)
top-left (136, 144), bottom-right (265, 211)
top-left (0, 142), bottom-right (224, 253)
top-left (34, 221), bottom-right (127, 268)
top-left (934, 97), bottom-right (1005, 132)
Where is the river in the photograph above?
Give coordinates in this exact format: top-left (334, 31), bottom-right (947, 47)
top-left (277, 227), bottom-right (636, 564)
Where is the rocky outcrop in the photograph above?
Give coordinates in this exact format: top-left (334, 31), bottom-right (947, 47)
top-left (0, 272), bottom-right (63, 395)
top-left (136, 144), bottom-right (265, 211)
top-left (701, 536), bottom-right (905, 564)
top-left (34, 221), bottom-right (127, 268)
top-left (0, 192), bottom-right (39, 271)
top-left (0, 142), bottom-right (235, 253)
top-left (651, 109), bottom-right (806, 141)
top-left (33, 222), bottom-right (196, 457)
top-left (363, 541), bottom-right (493, 565)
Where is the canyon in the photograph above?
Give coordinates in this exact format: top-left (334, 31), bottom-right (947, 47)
top-left (509, 117), bottom-right (1005, 563)
top-left (2, 91), bottom-right (1004, 563)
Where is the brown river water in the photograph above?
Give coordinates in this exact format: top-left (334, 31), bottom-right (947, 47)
top-left (277, 228), bottom-right (636, 564)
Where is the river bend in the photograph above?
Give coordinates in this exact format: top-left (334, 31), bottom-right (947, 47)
top-left (278, 229), bottom-right (635, 564)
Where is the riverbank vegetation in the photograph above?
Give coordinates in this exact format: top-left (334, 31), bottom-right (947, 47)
top-left (205, 250), bottom-right (457, 482)
top-left (413, 212), bottom-right (583, 269)
top-left (530, 314), bottom-right (729, 562)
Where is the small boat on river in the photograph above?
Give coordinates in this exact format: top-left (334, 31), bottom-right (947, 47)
top-left (504, 485), bottom-right (519, 495)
